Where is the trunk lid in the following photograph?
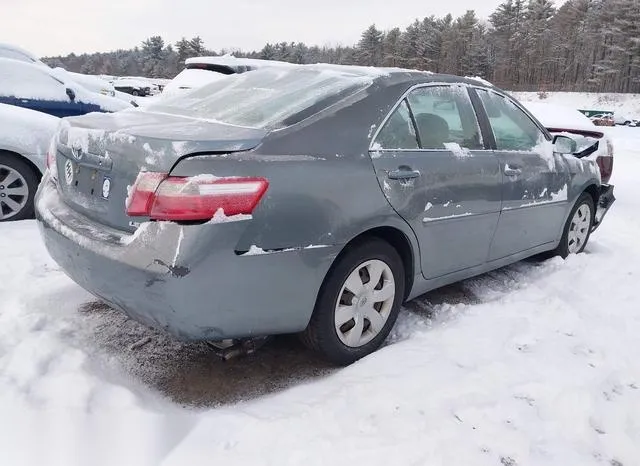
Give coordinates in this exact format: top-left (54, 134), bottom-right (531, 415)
top-left (54, 110), bottom-right (267, 232)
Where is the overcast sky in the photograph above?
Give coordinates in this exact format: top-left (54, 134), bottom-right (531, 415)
top-left (5, 0), bottom-right (505, 57)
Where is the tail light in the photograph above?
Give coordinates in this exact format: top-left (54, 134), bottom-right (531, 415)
top-left (596, 138), bottom-right (614, 184)
top-left (126, 172), bottom-right (269, 221)
top-left (46, 138), bottom-right (57, 180)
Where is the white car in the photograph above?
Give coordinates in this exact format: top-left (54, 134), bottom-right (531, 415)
top-left (53, 68), bottom-right (116, 97)
top-left (162, 55), bottom-right (293, 97)
top-left (613, 113), bottom-right (638, 126)
top-left (523, 101), bottom-right (614, 184)
top-left (0, 103), bottom-right (59, 221)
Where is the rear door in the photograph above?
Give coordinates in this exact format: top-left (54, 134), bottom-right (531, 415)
top-left (473, 88), bottom-right (571, 260)
top-left (369, 84), bottom-right (502, 279)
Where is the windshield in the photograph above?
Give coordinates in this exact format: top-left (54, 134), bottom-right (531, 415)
top-left (148, 67), bottom-right (372, 129)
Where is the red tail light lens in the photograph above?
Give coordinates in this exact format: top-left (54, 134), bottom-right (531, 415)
top-left (46, 138), bottom-right (57, 180)
top-left (126, 172), bottom-right (269, 221)
top-left (125, 172), bottom-right (167, 216)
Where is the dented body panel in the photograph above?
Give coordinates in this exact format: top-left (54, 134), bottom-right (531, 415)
top-left (35, 68), bottom-right (614, 341)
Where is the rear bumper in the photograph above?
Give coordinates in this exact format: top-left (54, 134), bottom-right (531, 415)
top-left (35, 176), bottom-right (339, 340)
top-left (591, 184), bottom-right (615, 232)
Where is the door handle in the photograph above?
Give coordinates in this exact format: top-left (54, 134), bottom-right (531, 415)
top-left (504, 164), bottom-right (522, 177)
top-left (388, 167), bottom-right (421, 180)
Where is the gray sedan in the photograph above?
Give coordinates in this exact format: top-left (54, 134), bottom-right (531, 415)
top-left (36, 66), bottom-right (615, 365)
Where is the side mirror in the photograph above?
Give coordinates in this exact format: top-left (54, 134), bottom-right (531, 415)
top-left (66, 87), bottom-right (76, 101)
top-left (553, 135), bottom-right (577, 155)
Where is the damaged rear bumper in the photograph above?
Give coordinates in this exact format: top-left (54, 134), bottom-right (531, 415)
top-left (591, 184), bottom-right (615, 232)
top-left (35, 176), bottom-right (339, 341)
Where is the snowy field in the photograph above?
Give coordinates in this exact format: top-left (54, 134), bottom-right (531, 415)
top-left (1, 126), bottom-right (639, 465)
top-left (512, 91), bottom-right (640, 119)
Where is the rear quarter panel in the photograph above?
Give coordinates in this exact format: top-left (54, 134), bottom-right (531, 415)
top-left (562, 153), bottom-right (602, 233)
top-left (170, 80), bottom-right (420, 258)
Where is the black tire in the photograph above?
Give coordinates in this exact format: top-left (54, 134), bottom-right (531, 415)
top-left (301, 238), bottom-right (405, 366)
top-left (132, 90), bottom-right (140, 96)
top-left (0, 153), bottom-right (40, 222)
top-left (553, 193), bottom-right (595, 258)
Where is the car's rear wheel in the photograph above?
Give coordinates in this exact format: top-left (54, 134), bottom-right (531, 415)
top-left (302, 238), bottom-right (405, 365)
top-left (554, 193), bottom-right (594, 258)
top-left (0, 154), bottom-right (39, 222)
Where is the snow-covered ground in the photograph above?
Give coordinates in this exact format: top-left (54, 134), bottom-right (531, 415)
top-left (1, 127), bottom-right (639, 465)
top-left (512, 91), bottom-right (640, 120)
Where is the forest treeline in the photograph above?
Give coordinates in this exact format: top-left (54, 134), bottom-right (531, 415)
top-left (43, 0), bottom-right (640, 92)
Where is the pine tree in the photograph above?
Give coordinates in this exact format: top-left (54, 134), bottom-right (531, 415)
top-left (382, 27), bottom-right (402, 67)
top-left (357, 24), bottom-right (384, 66)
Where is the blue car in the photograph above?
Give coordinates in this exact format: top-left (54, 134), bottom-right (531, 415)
top-left (0, 58), bottom-right (131, 118)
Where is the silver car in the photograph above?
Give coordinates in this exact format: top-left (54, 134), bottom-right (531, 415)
top-left (36, 66), bottom-right (615, 365)
top-left (0, 103), bottom-right (58, 221)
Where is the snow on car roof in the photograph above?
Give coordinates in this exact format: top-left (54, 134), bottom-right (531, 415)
top-left (185, 56), bottom-right (434, 78)
top-left (0, 58), bottom-right (131, 112)
top-left (185, 55), bottom-right (294, 68)
top-left (523, 101), bottom-right (602, 134)
top-left (0, 43), bottom-right (41, 64)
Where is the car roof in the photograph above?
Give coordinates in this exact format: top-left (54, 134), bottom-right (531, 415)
top-left (301, 64), bottom-right (497, 91)
top-left (183, 59), bottom-right (495, 89)
top-left (0, 43), bottom-right (41, 64)
top-left (0, 57), bottom-right (66, 83)
top-left (185, 55), bottom-right (294, 68)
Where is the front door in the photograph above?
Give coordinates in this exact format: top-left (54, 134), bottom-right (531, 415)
top-left (473, 89), bottom-right (571, 260)
top-left (369, 84), bottom-right (502, 279)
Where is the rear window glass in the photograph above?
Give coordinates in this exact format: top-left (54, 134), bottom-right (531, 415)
top-left (148, 68), bottom-right (372, 129)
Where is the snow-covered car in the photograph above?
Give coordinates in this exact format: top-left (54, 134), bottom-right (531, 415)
top-left (0, 42), bottom-right (46, 66)
top-left (162, 56), bottom-right (293, 97)
top-left (613, 113), bottom-right (638, 126)
top-left (53, 68), bottom-right (116, 97)
top-left (113, 78), bottom-right (151, 97)
top-left (0, 103), bottom-right (59, 221)
top-left (0, 58), bottom-right (132, 118)
top-left (523, 101), bottom-right (614, 184)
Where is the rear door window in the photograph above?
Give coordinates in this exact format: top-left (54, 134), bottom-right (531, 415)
top-left (373, 100), bottom-right (419, 150)
top-left (406, 85), bottom-right (483, 150)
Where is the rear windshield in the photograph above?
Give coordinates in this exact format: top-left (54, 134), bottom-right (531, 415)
top-left (148, 67), bottom-right (372, 129)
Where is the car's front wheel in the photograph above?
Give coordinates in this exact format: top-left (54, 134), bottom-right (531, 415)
top-left (0, 153), bottom-right (39, 222)
top-left (554, 193), bottom-right (595, 258)
top-left (302, 238), bottom-right (405, 365)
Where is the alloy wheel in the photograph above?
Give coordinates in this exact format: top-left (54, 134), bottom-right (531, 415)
top-left (0, 164), bottom-right (29, 221)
